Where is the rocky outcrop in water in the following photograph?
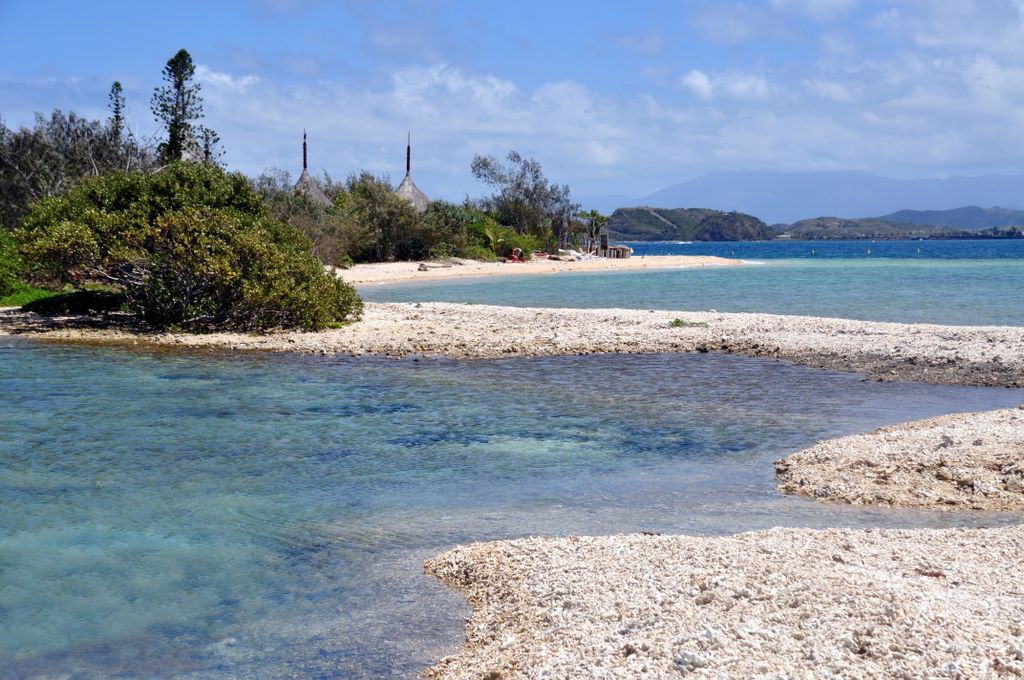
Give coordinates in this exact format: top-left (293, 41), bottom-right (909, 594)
top-left (776, 406), bottom-right (1024, 510)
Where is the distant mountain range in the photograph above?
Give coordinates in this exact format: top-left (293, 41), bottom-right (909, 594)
top-left (608, 205), bottom-right (1024, 241)
top-left (874, 206), bottom-right (1024, 229)
top-left (581, 171), bottom-right (1024, 224)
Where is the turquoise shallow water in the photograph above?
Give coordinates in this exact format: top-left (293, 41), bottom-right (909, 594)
top-left (362, 240), bottom-right (1024, 326)
top-left (2, 338), bottom-right (1023, 677)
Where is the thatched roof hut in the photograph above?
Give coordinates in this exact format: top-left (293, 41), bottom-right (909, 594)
top-left (293, 131), bottom-right (332, 207)
top-left (396, 133), bottom-right (429, 212)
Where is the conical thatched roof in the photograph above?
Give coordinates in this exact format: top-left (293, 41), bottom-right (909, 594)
top-left (294, 169), bottom-right (332, 207)
top-left (397, 173), bottom-right (429, 212)
top-left (395, 133), bottom-right (429, 212)
top-left (293, 130), bottom-right (332, 206)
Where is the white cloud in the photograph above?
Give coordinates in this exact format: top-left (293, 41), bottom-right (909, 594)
top-left (871, 1), bottom-right (1024, 58)
top-left (680, 69), bottom-right (769, 100)
top-left (195, 65), bottom-right (260, 93)
top-left (11, 2), bottom-right (1024, 201)
top-left (680, 70), bottom-right (713, 100)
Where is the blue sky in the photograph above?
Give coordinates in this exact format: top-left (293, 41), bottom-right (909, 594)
top-left (2, 0), bottom-right (1024, 202)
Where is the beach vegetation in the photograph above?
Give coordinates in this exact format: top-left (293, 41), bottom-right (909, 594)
top-left (0, 229), bottom-right (23, 296)
top-left (470, 151), bottom-right (580, 248)
top-left (257, 168), bottom-right (547, 263)
top-left (669, 318), bottom-right (708, 328)
top-left (0, 108), bottom-right (153, 234)
top-left (16, 161), bottom-right (362, 331)
top-left (463, 245), bottom-right (498, 261)
top-left (257, 169), bottom-right (357, 267)
top-left (579, 209), bottom-right (610, 251)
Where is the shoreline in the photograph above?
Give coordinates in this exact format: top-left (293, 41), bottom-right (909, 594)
top-left (425, 525), bottom-right (1024, 678)
top-left (2, 302), bottom-right (1022, 387)
top-left (5, 300), bottom-right (1024, 677)
top-left (776, 406), bottom-right (1024, 511)
top-left (334, 254), bottom-right (740, 286)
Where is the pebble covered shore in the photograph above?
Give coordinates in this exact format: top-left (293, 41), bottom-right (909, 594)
top-left (425, 526), bottom-right (1024, 679)
top-left (776, 406), bottom-right (1024, 511)
top-left (2, 301), bottom-right (1022, 386)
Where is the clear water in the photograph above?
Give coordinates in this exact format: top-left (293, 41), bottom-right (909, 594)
top-left (625, 238), bottom-right (1024, 260)
top-left (362, 240), bottom-right (1024, 326)
top-left (2, 337), bottom-right (1022, 677)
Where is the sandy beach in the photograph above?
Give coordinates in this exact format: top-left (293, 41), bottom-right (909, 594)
top-left (334, 254), bottom-right (739, 285)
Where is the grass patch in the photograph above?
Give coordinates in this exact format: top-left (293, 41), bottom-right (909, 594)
top-left (669, 318), bottom-right (708, 328)
top-left (0, 282), bottom-right (60, 308)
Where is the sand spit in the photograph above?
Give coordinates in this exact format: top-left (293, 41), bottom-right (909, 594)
top-left (424, 526), bottom-right (1024, 679)
top-left (2, 302), bottom-right (1022, 387)
top-left (776, 406), bottom-right (1024, 511)
top-left (336, 255), bottom-right (738, 285)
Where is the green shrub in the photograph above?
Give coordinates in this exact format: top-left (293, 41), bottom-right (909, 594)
top-left (0, 229), bottom-right (22, 296)
top-left (463, 245), bottom-right (498, 261)
top-left (17, 162), bottom-right (362, 331)
top-left (495, 227), bottom-right (540, 260)
top-left (669, 318), bottom-right (708, 328)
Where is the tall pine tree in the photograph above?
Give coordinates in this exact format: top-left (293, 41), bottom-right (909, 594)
top-left (108, 81), bottom-right (126, 144)
top-left (150, 49), bottom-right (204, 163)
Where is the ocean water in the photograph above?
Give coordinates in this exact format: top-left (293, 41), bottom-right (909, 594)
top-left (2, 337), bottom-right (1023, 677)
top-left (362, 239), bottom-right (1024, 326)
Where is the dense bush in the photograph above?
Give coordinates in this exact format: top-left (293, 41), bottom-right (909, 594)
top-left (0, 229), bottom-right (22, 296)
top-left (257, 169), bottom-right (360, 267)
top-left (256, 164), bottom-right (582, 263)
top-left (17, 162), bottom-right (362, 331)
top-left (0, 109), bottom-right (153, 233)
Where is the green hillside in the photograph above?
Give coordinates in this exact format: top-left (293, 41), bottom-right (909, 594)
top-left (784, 217), bottom-right (951, 239)
top-left (608, 207), bottom-right (775, 241)
top-left (784, 217), bottom-right (1024, 240)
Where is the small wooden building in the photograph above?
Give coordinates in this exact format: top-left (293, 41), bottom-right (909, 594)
top-left (596, 232), bottom-right (631, 258)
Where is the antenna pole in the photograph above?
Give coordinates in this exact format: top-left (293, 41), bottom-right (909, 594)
top-left (302, 130), bottom-right (308, 171)
top-left (406, 132), bottom-right (411, 175)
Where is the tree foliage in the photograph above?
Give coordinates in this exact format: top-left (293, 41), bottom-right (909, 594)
top-left (0, 229), bottom-right (21, 296)
top-left (259, 170), bottom-right (492, 264)
top-left (108, 81), bottom-right (126, 145)
top-left (470, 151), bottom-right (579, 244)
top-left (0, 109), bottom-right (153, 232)
top-left (256, 157), bottom-right (580, 265)
top-left (151, 49), bottom-right (209, 164)
top-left (198, 126), bottom-right (224, 166)
top-left (579, 209), bottom-right (609, 251)
top-left (17, 162), bottom-right (361, 330)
